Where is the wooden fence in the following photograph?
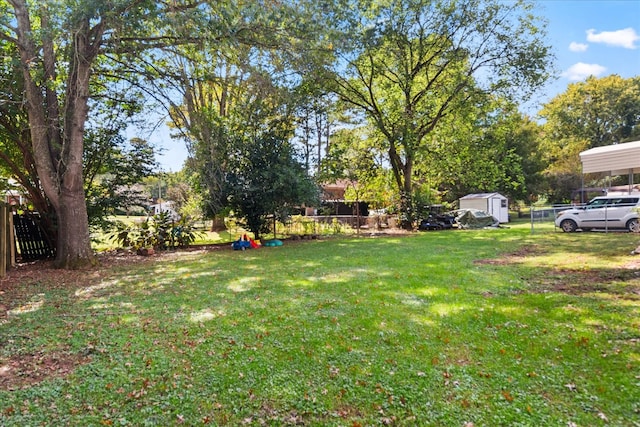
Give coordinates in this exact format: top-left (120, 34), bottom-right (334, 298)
top-left (12, 213), bottom-right (55, 262)
top-left (1, 202), bottom-right (14, 278)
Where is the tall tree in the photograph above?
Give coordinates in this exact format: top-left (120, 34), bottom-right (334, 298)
top-left (327, 0), bottom-right (552, 228)
top-left (220, 68), bottom-right (319, 239)
top-left (0, 36), bottom-right (155, 246)
top-left (0, 0), bottom-right (208, 267)
top-left (165, 0), bottom-right (336, 222)
top-left (227, 128), bottom-right (318, 240)
top-left (541, 75), bottom-right (640, 150)
top-left (0, 33), bottom-right (58, 240)
top-left (166, 45), bottom-right (252, 220)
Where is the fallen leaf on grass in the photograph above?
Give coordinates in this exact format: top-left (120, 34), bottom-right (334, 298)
top-left (501, 390), bottom-right (514, 402)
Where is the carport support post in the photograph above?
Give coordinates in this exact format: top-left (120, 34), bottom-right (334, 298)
top-left (605, 172), bottom-right (612, 233)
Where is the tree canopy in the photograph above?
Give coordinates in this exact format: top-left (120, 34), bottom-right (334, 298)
top-left (325, 0), bottom-right (552, 227)
top-left (0, 0), bottom-right (567, 266)
top-left (0, 0), bottom-right (234, 267)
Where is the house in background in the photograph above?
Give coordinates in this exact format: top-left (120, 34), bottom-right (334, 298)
top-left (3, 179), bottom-right (27, 207)
top-left (4, 189), bottom-right (24, 206)
top-left (318, 180), bottom-right (369, 217)
top-left (149, 200), bottom-right (180, 220)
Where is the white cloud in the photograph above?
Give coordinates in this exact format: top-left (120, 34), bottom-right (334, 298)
top-left (562, 62), bottom-right (607, 81)
top-left (586, 27), bottom-right (639, 49)
top-left (569, 42), bottom-right (589, 52)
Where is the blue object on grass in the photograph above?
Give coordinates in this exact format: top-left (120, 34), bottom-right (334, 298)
top-left (232, 240), bottom-right (251, 250)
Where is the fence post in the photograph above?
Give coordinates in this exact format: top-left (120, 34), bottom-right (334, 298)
top-left (1, 202), bottom-right (7, 278)
top-left (530, 204), bottom-right (534, 234)
top-left (9, 207), bottom-right (15, 267)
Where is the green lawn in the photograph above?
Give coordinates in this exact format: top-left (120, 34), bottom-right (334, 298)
top-left (1, 225), bottom-right (639, 426)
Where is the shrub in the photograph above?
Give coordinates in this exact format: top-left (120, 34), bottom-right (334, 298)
top-left (109, 212), bottom-right (203, 250)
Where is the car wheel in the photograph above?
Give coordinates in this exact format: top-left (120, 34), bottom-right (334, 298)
top-left (560, 219), bottom-right (578, 232)
top-left (626, 218), bottom-right (640, 232)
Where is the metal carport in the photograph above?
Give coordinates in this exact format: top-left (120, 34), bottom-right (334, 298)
top-left (579, 140), bottom-right (640, 201)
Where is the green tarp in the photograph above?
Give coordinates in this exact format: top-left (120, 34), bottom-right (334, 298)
top-left (451, 209), bottom-right (499, 229)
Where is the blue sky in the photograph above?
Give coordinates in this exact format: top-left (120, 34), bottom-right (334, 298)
top-left (153, 0), bottom-right (640, 172)
top-left (534, 0), bottom-right (640, 103)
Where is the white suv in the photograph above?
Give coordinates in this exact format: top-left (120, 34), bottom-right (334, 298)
top-left (555, 195), bottom-right (640, 232)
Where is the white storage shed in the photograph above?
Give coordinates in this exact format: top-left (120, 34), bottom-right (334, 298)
top-left (459, 193), bottom-right (509, 223)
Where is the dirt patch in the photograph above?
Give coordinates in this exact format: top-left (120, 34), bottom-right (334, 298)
top-left (474, 245), bottom-right (640, 298)
top-left (527, 268), bottom-right (640, 298)
top-left (0, 351), bottom-right (91, 391)
top-left (474, 244), bottom-right (541, 266)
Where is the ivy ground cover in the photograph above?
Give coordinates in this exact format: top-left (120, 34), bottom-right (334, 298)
top-left (1, 226), bottom-right (638, 425)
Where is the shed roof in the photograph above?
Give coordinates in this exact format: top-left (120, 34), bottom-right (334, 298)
top-left (460, 192), bottom-right (506, 200)
top-left (580, 140), bottom-right (640, 175)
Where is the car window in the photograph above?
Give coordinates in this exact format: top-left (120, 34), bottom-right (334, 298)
top-left (587, 199), bottom-right (607, 208)
top-left (586, 197), bottom-right (640, 208)
top-left (615, 198), bottom-right (638, 206)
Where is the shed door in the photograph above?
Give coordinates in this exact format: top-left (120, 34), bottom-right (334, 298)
top-left (491, 198), bottom-right (506, 222)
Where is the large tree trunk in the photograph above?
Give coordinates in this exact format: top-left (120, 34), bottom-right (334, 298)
top-left (400, 161), bottom-right (414, 230)
top-left (56, 189), bottom-right (94, 268)
top-left (388, 142), bottom-right (415, 230)
top-left (10, 0), bottom-right (101, 268)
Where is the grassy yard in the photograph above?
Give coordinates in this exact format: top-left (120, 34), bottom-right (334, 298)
top-left (1, 224), bottom-right (639, 426)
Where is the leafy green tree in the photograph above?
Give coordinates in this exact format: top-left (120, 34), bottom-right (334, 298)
top-left (326, 0), bottom-right (552, 228)
top-left (541, 75), bottom-right (640, 149)
top-left (0, 38), bottom-right (155, 245)
top-left (163, 0), bottom-right (342, 225)
top-left (423, 100), bottom-right (544, 203)
top-left (227, 128), bottom-right (319, 240)
top-left (166, 46), bottom-right (249, 220)
top-left (0, 0), bottom-right (216, 268)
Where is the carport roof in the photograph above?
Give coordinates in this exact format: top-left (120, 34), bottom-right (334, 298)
top-left (580, 140), bottom-right (640, 175)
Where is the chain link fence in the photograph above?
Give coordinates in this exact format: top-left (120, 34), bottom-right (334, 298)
top-left (526, 202), bottom-right (639, 233)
